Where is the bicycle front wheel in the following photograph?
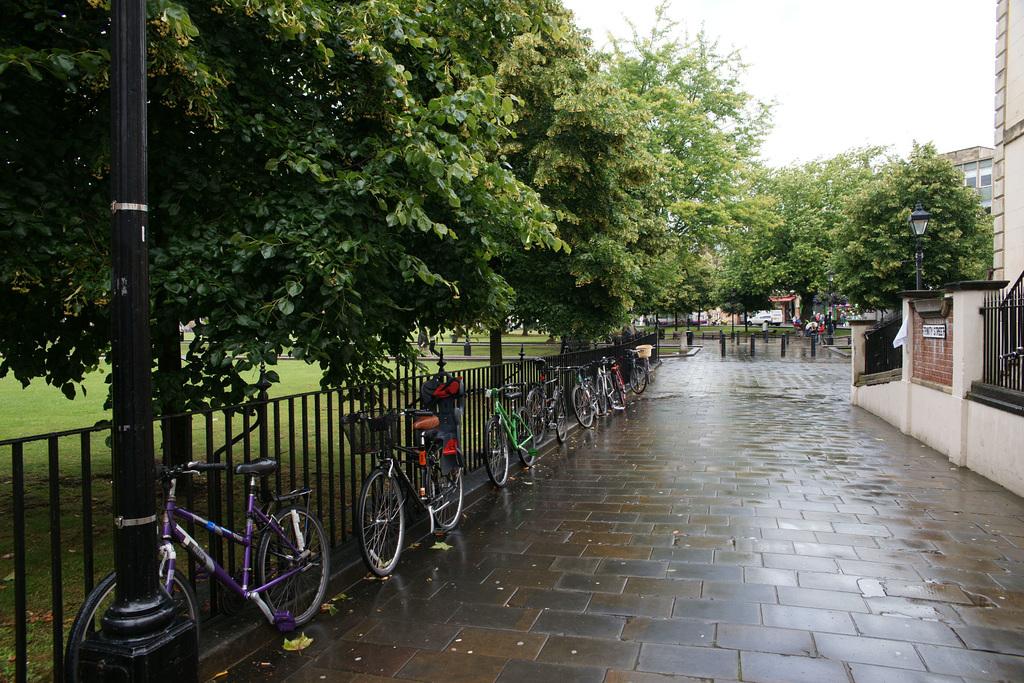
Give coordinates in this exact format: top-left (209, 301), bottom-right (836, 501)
top-left (483, 416), bottom-right (510, 487)
top-left (257, 505), bottom-right (330, 626)
top-left (515, 406), bottom-right (538, 466)
top-left (430, 454), bottom-right (464, 532)
top-left (65, 569), bottom-right (200, 682)
top-left (630, 362), bottom-right (648, 394)
top-left (554, 390), bottom-right (568, 443)
top-left (573, 383), bottom-right (595, 429)
top-left (595, 373), bottom-right (609, 416)
top-left (525, 387), bottom-right (545, 445)
top-left (356, 467), bottom-right (406, 577)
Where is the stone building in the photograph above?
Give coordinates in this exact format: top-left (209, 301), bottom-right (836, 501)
top-left (943, 146), bottom-right (994, 213)
top-left (995, 0), bottom-right (1024, 282)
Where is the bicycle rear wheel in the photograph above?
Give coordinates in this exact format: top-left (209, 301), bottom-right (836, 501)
top-left (515, 406), bottom-right (538, 466)
top-left (430, 454), bottom-right (464, 532)
top-left (573, 383), bottom-right (595, 429)
top-left (65, 569), bottom-right (200, 682)
top-left (554, 390), bottom-right (568, 443)
top-left (630, 362), bottom-right (648, 394)
top-left (483, 415), bottom-right (510, 487)
top-left (612, 374), bottom-right (627, 409)
top-left (356, 467), bottom-right (406, 577)
top-left (525, 387), bottom-right (545, 444)
top-left (257, 505), bottom-right (330, 626)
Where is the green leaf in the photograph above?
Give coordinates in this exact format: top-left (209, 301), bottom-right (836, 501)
top-left (282, 633), bottom-right (313, 651)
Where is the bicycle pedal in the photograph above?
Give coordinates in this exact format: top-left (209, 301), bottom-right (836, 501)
top-left (528, 449), bottom-right (538, 458)
top-left (273, 611), bottom-right (296, 632)
top-left (613, 405), bottom-right (625, 410)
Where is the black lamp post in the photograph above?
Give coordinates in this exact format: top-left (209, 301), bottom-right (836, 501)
top-left (825, 270), bottom-right (835, 345)
top-left (76, 0), bottom-right (198, 678)
top-left (730, 288), bottom-right (736, 340)
top-left (909, 201), bottom-right (931, 290)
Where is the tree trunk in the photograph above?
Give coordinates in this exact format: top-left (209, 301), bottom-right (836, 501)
top-left (156, 318), bottom-right (190, 466)
top-left (489, 327), bottom-right (504, 388)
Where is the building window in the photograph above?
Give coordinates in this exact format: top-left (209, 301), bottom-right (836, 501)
top-left (955, 158), bottom-right (993, 212)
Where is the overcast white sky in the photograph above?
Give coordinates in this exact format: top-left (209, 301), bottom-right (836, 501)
top-left (558, 0), bottom-right (996, 168)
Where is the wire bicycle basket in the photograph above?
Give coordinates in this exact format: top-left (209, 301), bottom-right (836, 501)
top-left (342, 411), bottom-right (398, 454)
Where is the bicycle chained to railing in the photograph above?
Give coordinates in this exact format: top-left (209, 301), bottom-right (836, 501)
top-left (598, 355), bottom-right (628, 412)
top-left (346, 372), bottom-right (466, 577)
top-left (524, 358), bottom-right (570, 445)
top-left (480, 381), bottom-right (538, 488)
top-left (65, 458), bottom-right (331, 680)
top-left (626, 345), bottom-right (654, 394)
top-left (568, 361), bottom-right (600, 429)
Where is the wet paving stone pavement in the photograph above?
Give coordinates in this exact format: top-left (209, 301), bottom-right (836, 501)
top-left (222, 343), bottom-right (1024, 682)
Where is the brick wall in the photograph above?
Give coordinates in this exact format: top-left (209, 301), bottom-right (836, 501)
top-left (912, 311), bottom-right (953, 387)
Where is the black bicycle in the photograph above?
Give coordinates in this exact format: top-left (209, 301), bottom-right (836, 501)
top-left (628, 347), bottom-right (652, 394)
top-left (525, 359), bottom-right (569, 444)
top-left (347, 409), bottom-right (464, 577)
top-left (569, 362), bottom-right (599, 429)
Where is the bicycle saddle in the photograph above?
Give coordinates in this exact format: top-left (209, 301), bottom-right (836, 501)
top-left (413, 415), bottom-right (440, 430)
top-left (235, 458), bottom-right (278, 476)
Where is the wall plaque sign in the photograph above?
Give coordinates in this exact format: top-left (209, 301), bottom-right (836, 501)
top-left (922, 324), bottom-right (946, 339)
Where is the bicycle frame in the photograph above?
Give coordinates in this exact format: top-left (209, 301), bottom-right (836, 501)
top-left (364, 415), bottom-right (458, 532)
top-left (611, 357), bottom-right (627, 393)
top-left (573, 365), bottom-right (596, 398)
top-left (160, 474), bottom-right (312, 627)
top-left (486, 386), bottom-right (533, 451)
top-left (372, 446), bottom-right (439, 515)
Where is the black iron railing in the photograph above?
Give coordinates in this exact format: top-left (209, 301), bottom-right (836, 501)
top-left (983, 272), bottom-right (1024, 393)
top-left (0, 334), bottom-right (658, 682)
top-left (863, 314), bottom-right (904, 376)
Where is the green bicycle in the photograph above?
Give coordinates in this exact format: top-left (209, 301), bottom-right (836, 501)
top-left (482, 383), bottom-right (538, 487)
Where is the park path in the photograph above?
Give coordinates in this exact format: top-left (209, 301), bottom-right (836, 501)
top-left (220, 343), bottom-right (1024, 682)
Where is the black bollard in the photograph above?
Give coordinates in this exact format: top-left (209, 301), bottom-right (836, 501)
top-left (750, 334), bottom-right (755, 356)
top-left (781, 333), bottom-right (787, 357)
top-left (810, 335), bottom-right (816, 357)
top-left (720, 331), bottom-right (726, 357)
top-left (464, 337), bottom-right (471, 356)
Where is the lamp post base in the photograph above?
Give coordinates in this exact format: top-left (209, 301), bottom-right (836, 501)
top-left (76, 617), bottom-right (197, 682)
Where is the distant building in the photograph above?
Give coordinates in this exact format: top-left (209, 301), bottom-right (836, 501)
top-left (943, 146), bottom-right (994, 213)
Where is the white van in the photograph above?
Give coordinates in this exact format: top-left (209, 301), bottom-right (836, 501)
top-left (747, 310), bottom-right (783, 326)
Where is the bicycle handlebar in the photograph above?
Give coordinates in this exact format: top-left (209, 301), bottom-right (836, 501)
top-left (156, 461), bottom-right (230, 479)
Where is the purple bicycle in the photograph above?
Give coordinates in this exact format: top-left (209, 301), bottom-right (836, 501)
top-left (65, 459), bottom-right (329, 680)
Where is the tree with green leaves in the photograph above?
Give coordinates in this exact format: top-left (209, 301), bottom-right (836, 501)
top-left (494, 5), bottom-right (663, 341)
top-left (722, 147), bottom-right (886, 320)
top-left (834, 143), bottom-right (992, 310)
top-left (1, 0), bottom-right (566, 410)
top-left (602, 2), bottom-right (772, 311)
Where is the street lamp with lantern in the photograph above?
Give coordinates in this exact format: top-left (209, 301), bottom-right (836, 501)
top-left (909, 201), bottom-right (931, 290)
top-left (825, 270), bottom-right (835, 345)
top-left (730, 288), bottom-right (736, 340)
